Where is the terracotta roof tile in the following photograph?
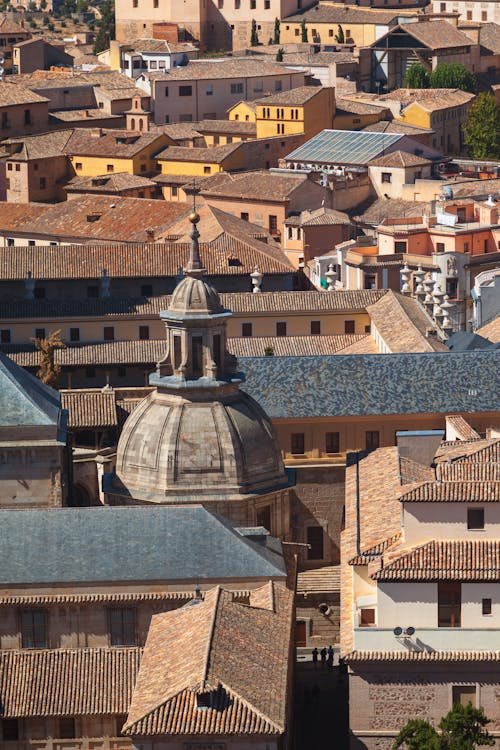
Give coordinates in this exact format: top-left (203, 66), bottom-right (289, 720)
top-left (0, 647), bottom-right (141, 718)
top-left (65, 172), bottom-right (157, 194)
top-left (369, 150), bottom-right (432, 168)
top-left (348, 533), bottom-right (402, 566)
top-left (156, 142), bottom-right (241, 163)
top-left (366, 291), bottom-right (447, 352)
top-left (61, 390), bottom-right (117, 428)
top-left (3, 129), bottom-right (74, 160)
top-left (146, 58), bottom-right (303, 81)
top-left (296, 565), bottom-right (340, 593)
top-left (284, 6), bottom-right (411, 24)
top-left (477, 314), bottom-right (500, 343)
top-left (199, 169), bottom-right (312, 201)
top-left (344, 650), bottom-right (500, 662)
top-left (0, 82), bottom-right (49, 106)
top-left (124, 582), bottom-right (293, 737)
top-left (434, 438), bottom-right (500, 463)
top-left (64, 128), bottom-right (167, 158)
top-left (229, 334), bottom-right (366, 357)
top-left (374, 539), bottom-right (500, 581)
top-left (446, 414), bottom-right (480, 441)
top-left (255, 86), bottom-right (328, 106)
top-left (377, 86), bottom-right (474, 109)
top-left (436, 462), bottom-right (500, 481)
top-left (382, 22), bottom-right (473, 51)
top-left (398, 480), bottom-right (500, 503)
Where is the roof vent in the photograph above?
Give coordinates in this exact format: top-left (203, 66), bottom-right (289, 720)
top-left (86, 213), bottom-right (101, 222)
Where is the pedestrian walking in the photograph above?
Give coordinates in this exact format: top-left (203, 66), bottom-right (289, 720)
top-left (312, 647), bottom-right (319, 669)
top-left (327, 651), bottom-right (334, 672)
top-left (320, 646), bottom-right (327, 669)
top-left (328, 644), bottom-right (334, 661)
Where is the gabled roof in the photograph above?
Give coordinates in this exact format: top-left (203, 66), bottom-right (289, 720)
top-left (283, 5), bottom-right (411, 24)
top-left (374, 20), bottom-right (474, 50)
top-left (2, 129), bottom-right (74, 160)
top-left (373, 539), bottom-right (500, 581)
top-left (146, 58), bottom-right (302, 81)
top-left (366, 291), bottom-right (447, 353)
top-left (369, 150), bottom-right (431, 168)
top-left (124, 582), bottom-right (293, 737)
top-left (156, 142), bottom-right (241, 163)
top-left (0, 647), bottom-right (141, 718)
top-left (0, 351), bottom-right (62, 429)
top-left (255, 85), bottom-right (328, 106)
top-left (477, 314), bottom-right (500, 343)
top-left (64, 128), bottom-right (167, 158)
top-left (199, 169), bottom-right (314, 201)
top-left (0, 506), bottom-right (287, 585)
top-left (0, 82), bottom-right (49, 107)
top-left (479, 22), bottom-right (500, 56)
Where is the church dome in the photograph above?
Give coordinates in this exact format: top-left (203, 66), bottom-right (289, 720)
top-left (169, 275), bottom-right (225, 317)
top-left (113, 387), bottom-right (288, 503)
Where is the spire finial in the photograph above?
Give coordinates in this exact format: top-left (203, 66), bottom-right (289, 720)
top-left (185, 182), bottom-right (205, 276)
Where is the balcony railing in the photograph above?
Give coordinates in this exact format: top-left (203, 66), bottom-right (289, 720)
top-left (3, 739), bottom-right (132, 750)
top-left (354, 627), bottom-right (500, 652)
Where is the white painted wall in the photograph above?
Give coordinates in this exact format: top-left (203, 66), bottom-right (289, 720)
top-left (403, 502), bottom-right (500, 544)
top-left (377, 582), bottom-right (437, 628)
top-left (462, 583), bottom-right (500, 628)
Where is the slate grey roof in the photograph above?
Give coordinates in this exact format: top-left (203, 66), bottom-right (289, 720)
top-left (0, 351), bottom-right (62, 428)
top-left (239, 351), bottom-right (500, 418)
top-left (284, 129), bottom-right (404, 166)
top-left (0, 506), bottom-right (286, 585)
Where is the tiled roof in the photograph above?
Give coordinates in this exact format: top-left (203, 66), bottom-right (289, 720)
top-left (255, 86), bottom-right (327, 106)
top-left (362, 120), bottom-right (434, 136)
top-left (399, 456), bottom-right (434, 485)
top-left (0, 647), bottom-right (141, 717)
top-left (336, 97), bottom-right (389, 115)
top-left (376, 87), bottom-right (474, 110)
top-left (284, 6), bottom-right (409, 24)
top-left (434, 438), bottom-right (500, 464)
top-left (435, 462), bottom-right (500, 482)
top-left (64, 128), bottom-right (167, 158)
top-left (0, 507), bottom-right (287, 585)
top-left (296, 565), bottom-right (340, 593)
top-left (7, 340), bottom-right (166, 369)
top-left (200, 169), bottom-right (312, 200)
top-left (374, 540), bottom-right (500, 581)
top-left (380, 21), bottom-right (474, 51)
top-left (446, 414), bottom-right (480, 440)
top-left (479, 22), bottom-right (500, 55)
top-left (0, 590), bottom-right (202, 607)
top-left (229, 334), bottom-right (366, 358)
top-left (192, 118), bottom-right (256, 135)
top-left (131, 38), bottom-right (197, 53)
top-left (348, 533), bottom-right (402, 566)
top-left (477, 314), bottom-right (500, 343)
top-left (344, 650), bottom-right (500, 663)
top-left (0, 14), bottom-right (27, 33)
top-left (49, 109), bottom-right (123, 123)
top-left (284, 206), bottom-right (350, 227)
top-left (398, 480), bottom-right (500, 503)
top-left (225, 289), bottom-right (386, 312)
top-left (366, 291), bottom-right (447, 352)
top-left (354, 197), bottom-right (433, 225)
top-left (0, 351), bottom-right (62, 430)
top-left (3, 129), bottom-right (74, 160)
top-left (64, 172), bottom-right (157, 193)
top-left (240, 351), bottom-right (500, 418)
top-left (147, 58), bottom-right (302, 81)
top-left (124, 582), bottom-right (293, 737)
top-left (369, 150), bottom-right (432, 168)
top-left (61, 390), bottom-right (117, 428)
top-left (156, 142), bottom-right (241, 163)
top-left (0, 82), bottom-right (49, 106)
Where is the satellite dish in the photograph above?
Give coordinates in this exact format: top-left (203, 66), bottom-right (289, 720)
top-left (393, 626), bottom-right (403, 636)
top-left (405, 626), bottom-right (415, 636)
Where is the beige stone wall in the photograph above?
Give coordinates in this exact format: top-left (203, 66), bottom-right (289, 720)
top-left (6, 155), bottom-right (69, 203)
top-left (0, 100), bottom-right (49, 137)
top-left (0, 445), bottom-right (65, 508)
top-left (348, 664), bottom-right (500, 750)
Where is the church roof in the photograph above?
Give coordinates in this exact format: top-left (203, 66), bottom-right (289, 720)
top-left (0, 506), bottom-right (287, 586)
top-left (0, 351), bottom-right (63, 431)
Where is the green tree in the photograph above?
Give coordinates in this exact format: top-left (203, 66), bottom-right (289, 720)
top-left (439, 703), bottom-right (495, 750)
top-left (335, 24), bottom-right (344, 43)
top-left (393, 704), bottom-right (494, 750)
top-left (463, 92), bottom-right (500, 159)
top-left (250, 18), bottom-right (259, 46)
top-left (276, 47), bottom-right (284, 61)
top-left (300, 17), bottom-right (307, 42)
top-left (429, 62), bottom-right (476, 93)
top-left (93, 0), bottom-right (115, 54)
top-left (404, 62), bottom-right (430, 88)
top-left (273, 16), bottom-right (280, 44)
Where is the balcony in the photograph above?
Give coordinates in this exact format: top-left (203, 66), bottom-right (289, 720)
top-left (4, 739), bottom-right (132, 750)
top-left (354, 627), bottom-right (500, 652)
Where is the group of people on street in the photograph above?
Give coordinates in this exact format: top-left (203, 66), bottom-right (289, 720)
top-left (311, 645), bottom-right (334, 671)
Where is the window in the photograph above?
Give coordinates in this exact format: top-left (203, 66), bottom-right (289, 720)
top-left (325, 431), bottom-right (340, 454)
top-left (206, 84), bottom-right (213, 95)
top-left (1, 329), bottom-right (10, 343)
top-left (276, 321), bottom-right (287, 337)
top-left (275, 79), bottom-right (282, 91)
top-left (132, 0), bottom-right (137, 5)
top-left (203, 166), bottom-right (211, 174)
top-left (107, 164), bottom-right (114, 173)
top-left (264, 0), bottom-right (270, 6)
top-left (39, 177), bottom-right (46, 190)
top-left (452, 685), bottom-right (476, 707)
top-left (213, 135), bottom-right (220, 145)
top-left (251, 0), bottom-right (256, 7)
top-left (139, 325), bottom-right (150, 340)
top-left (59, 718), bottom-right (76, 739)
top-left (240, 212), bottom-right (249, 221)
top-left (149, 60), bottom-right (157, 69)
top-left (446, 278), bottom-right (457, 298)
top-left (466, 9), bottom-right (472, 18)
top-left (75, 162), bottom-right (82, 170)
top-left (230, 82), bottom-right (244, 94)
top-left (86, 366), bottom-right (96, 378)
top-left (35, 328), bottom-right (46, 340)
top-left (173, 335), bottom-right (182, 369)
top-left (365, 431), bottom-right (379, 451)
top-left (344, 320), bottom-right (355, 334)
top-left (467, 507), bottom-right (484, 530)
top-left (242, 322), bottom-right (253, 337)
top-left (291, 432), bottom-right (305, 455)
top-left (269, 215), bottom-right (278, 235)
top-left (235, 0), bottom-right (240, 6)
top-left (481, 10), bottom-right (487, 20)
top-left (218, 0), bottom-right (223, 6)
top-left (436, 242), bottom-right (445, 253)
top-left (2, 720), bottom-right (19, 741)
top-left (179, 85), bottom-right (192, 96)
top-left (381, 172), bottom-right (392, 183)
top-left (310, 320), bottom-right (321, 335)
top-left (306, 526), bottom-right (324, 560)
top-left (256, 505), bottom-right (271, 532)
top-left (141, 283), bottom-right (153, 296)
top-left (439, 1), bottom-right (445, 8)
top-left (164, 87), bottom-right (169, 98)
top-left (360, 608), bottom-right (375, 626)
top-left (482, 598), bottom-right (492, 616)
top-left (6, 238), bottom-right (14, 246)
top-left (394, 241), bottom-right (407, 253)
top-left (103, 326), bottom-right (115, 341)
top-left (438, 582), bottom-right (461, 627)
top-left (21, 610), bottom-right (48, 648)
top-left (109, 608), bottom-right (136, 646)
top-left (364, 274), bottom-right (376, 290)
top-left (7, 162), bottom-right (11, 171)
top-left (70, 327), bottom-right (80, 342)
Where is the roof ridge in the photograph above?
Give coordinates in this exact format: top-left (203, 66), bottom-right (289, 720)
top-left (202, 585), bottom-right (222, 690)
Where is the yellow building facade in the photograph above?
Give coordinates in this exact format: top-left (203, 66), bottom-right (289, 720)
top-left (254, 87), bottom-right (336, 141)
top-left (68, 134), bottom-right (171, 178)
top-left (227, 101), bottom-right (257, 123)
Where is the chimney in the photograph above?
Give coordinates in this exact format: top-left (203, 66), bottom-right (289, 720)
top-left (90, 127), bottom-right (103, 138)
top-left (458, 22), bottom-right (481, 44)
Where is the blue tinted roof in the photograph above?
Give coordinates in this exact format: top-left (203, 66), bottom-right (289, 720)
top-left (240, 351), bottom-right (500, 418)
top-left (0, 506), bottom-right (286, 585)
top-left (0, 351), bottom-right (62, 427)
top-left (285, 129), bottom-right (404, 166)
